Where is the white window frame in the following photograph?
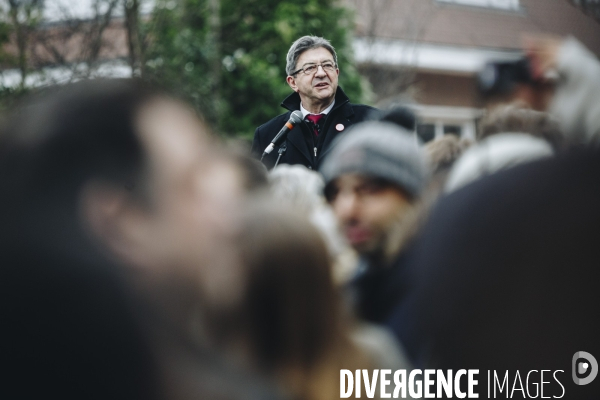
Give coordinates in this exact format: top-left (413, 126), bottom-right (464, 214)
top-left (436, 0), bottom-right (520, 11)
top-left (412, 105), bottom-right (485, 142)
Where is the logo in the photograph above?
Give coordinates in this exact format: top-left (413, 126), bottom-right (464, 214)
top-left (572, 351), bottom-right (598, 385)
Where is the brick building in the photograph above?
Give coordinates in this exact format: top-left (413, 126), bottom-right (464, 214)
top-left (347, 0), bottom-right (600, 141)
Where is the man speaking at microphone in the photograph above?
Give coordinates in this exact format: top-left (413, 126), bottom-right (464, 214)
top-left (252, 35), bottom-right (376, 170)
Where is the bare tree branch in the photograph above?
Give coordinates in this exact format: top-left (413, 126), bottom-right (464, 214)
top-left (124, 0), bottom-right (144, 77)
top-left (80, 0), bottom-right (120, 73)
top-left (6, 0), bottom-right (42, 87)
top-left (350, 0), bottom-right (435, 106)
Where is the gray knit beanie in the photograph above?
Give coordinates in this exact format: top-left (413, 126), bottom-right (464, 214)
top-left (321, 121), bottom-right (428, 198)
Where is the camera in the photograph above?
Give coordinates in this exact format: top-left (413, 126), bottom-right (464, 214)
top-left (477, 57), bottom-right (534, 97)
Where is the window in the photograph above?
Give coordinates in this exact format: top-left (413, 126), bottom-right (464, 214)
top-left (412, 105), bottom-right (482, 142)
top-left (444, 125), bottom-right (462, 137)
top-left (437, 0), bottom-right (519, 11)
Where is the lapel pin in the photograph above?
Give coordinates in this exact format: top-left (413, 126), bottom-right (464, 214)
top-left (336, 123), bottom-right (345, 131)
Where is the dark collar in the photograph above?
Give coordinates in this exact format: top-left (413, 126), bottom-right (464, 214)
top-left (281, 86), bottom-right (350, 113)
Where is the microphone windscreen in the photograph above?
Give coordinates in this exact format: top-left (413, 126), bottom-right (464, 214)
top-left (290, 110), bottom-right (303, 124)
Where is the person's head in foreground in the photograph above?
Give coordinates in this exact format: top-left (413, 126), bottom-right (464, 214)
top-left (0, 78), bottom-right (244, 301)
top-left (0, 79), bottom-right (267, 399)
top-left (478, 101), bottom-right (564, 150)
top-left (221, 200), bottom-right (383, 400)
top-left (268, 164), bottom-right (358, 284)
top-left (321, 121), bottom-right (427, 264)
top-left (444, 102), bottom-right (561, 193)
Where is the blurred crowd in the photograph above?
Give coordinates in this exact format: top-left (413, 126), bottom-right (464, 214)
top-left (1, 34), bottom-right (599, 400)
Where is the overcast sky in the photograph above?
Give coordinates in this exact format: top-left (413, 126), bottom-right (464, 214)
top-left (43, 0), bottom-right (156, 22)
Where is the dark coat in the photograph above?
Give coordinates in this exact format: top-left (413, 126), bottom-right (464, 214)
top-left (251, 87), bottom-right (376, 170)
top-left (389, 147), bottom-right (600, 397)
top-left (348, 248), bottom-right (413, 325)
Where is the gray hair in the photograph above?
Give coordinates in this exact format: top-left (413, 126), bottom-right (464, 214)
top-left (478, 101), bottom-right (564, 150)
top-left (285, 35), bottom-right (338, 76)
top-left (269, 164), bottom-right (326, 214)
top-left (268, 164), bottom-right (353, 275)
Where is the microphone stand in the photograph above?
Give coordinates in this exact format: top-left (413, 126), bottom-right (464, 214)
top-left (274, 142), bottom-right (287, 168)
top-left (260, 110), bottom-right (303, 163)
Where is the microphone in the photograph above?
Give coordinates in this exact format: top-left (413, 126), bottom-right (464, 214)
top-left (262, 110), bottom-right (303, 158)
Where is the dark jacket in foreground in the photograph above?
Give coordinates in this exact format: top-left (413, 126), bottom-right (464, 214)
top-left (389, 147), bottom-right (600, 399)
top-left (251, 87), bottom-right (376, 170)
top-left (349, 249), bottom-right (413, 325)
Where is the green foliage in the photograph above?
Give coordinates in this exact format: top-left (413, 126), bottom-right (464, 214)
top-left (0, 19), bottom-right (15, 66)
top-left (145, 0), bottom-right (366, 138)
top-left (0, 0), bottom-right (43, 89)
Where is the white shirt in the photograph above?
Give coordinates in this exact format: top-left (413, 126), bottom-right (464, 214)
top-left (300, 99), bottom-right (335, 119)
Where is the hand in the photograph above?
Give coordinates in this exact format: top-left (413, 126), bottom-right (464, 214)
top-left (522, 34), bottom-right (564, 80)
